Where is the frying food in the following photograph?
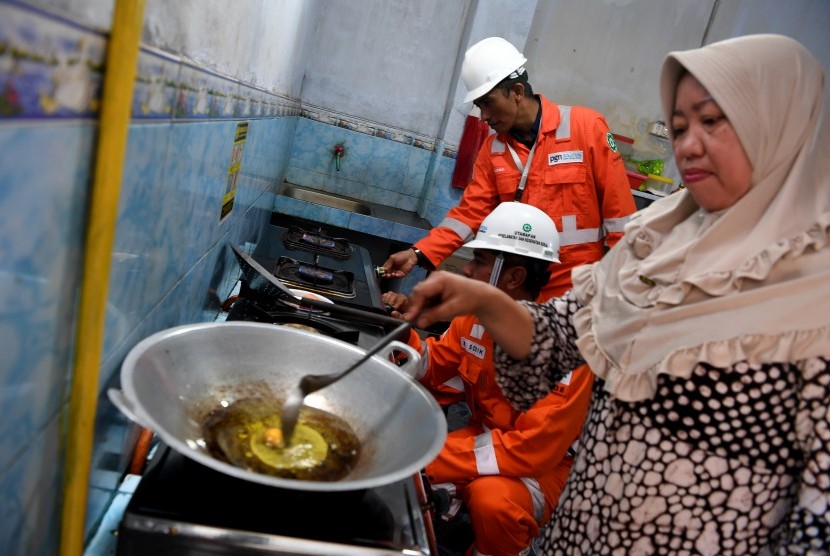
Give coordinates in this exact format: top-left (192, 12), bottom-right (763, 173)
top-left (262, 427), bottom-right (284, 447)
top-left (202, 397), bottom-right (360, 481)
top-left (250, 423), bottom-right (327, 470)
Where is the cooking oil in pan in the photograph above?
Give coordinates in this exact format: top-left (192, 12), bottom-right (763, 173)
top-left (201, 397), bottom-right (361, 481)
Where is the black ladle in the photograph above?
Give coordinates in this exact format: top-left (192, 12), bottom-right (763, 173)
top-left (280, 319), bottom-right (411, 446)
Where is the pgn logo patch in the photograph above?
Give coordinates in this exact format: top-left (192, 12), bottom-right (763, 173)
top-left (548, 151), bottom-right (583, 165)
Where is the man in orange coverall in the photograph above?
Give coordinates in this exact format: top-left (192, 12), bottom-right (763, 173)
top-left (384, 203), bottom-right (593, 556)
top-left (381, 36), bottom-right (636, 301)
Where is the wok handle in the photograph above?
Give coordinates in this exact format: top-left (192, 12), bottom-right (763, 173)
top-left (108, 388), bottom-right (149, 428)
top-left (385, 341), bottom-right (421, 379)
top-left (300, 297), bottom-right (405, 328)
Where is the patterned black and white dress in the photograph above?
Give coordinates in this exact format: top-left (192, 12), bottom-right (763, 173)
top-left (495, 292), bottom-right (830, 555)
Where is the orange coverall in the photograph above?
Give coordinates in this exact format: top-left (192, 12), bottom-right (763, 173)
top-left (415, 95), bottom-right (636, 300)
top-left (411, 316), bottom-right (594, 556)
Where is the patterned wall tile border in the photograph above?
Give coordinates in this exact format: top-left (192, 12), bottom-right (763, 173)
top-left (0, 1), bottom-right (451, 159)
top-left (301, 102), bottom-right (459, 159)
top-left (0, 2), bottom-right (302, 122)
top-left (0, 1), bottom-right (106, 119)
top-left (168, 55), bottom-right (301, 121)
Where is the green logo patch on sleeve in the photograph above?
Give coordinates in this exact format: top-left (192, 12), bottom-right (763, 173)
top-left (606, 132), bottom-right (618, 153)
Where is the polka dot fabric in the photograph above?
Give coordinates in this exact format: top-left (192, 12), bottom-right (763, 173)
top-left (495, 294), bottom-right (830, 554)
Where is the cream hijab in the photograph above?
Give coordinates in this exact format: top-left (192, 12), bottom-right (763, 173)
top-left (571, 34), bottom-right (830, 401)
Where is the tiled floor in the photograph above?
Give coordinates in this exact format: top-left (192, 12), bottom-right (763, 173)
top-left (83, 475), bottom-right (140, 556)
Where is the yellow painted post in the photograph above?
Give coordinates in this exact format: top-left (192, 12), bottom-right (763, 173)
top-left (59, 1), bottom-right (145, 555)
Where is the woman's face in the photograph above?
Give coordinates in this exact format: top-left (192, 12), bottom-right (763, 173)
top-left (671, 74), bottom-right (753, 212)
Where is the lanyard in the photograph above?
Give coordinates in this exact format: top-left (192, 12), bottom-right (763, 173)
top-left (506, 141), bottom-right (537, 202)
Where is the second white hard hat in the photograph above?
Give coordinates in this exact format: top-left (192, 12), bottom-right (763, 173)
top-left (461, 37), bottom-right (528, 104)
top-left (465, 202), bottom-right (560, 263)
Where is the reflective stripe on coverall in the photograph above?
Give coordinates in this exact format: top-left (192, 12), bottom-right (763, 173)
top-left (414, 96), bottom-right (636, 300)
top-left (409, 317), bottom-right (594, 556)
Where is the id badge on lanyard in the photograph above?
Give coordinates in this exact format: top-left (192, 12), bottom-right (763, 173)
top-left (506, 141), bottom-right (537, 202)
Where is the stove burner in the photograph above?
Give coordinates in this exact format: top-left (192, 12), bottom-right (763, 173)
top-left (298, 264), bottom-right (334, 284)
top-left (302, 233), bottom-right (336, 249)
top-left (284, 226), bottom-right (350, 259)
top-left (274, 256), bottom-right (356, 299)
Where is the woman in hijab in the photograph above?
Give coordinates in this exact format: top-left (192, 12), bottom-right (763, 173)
top-left (405, 34), bottom-right (829, 554)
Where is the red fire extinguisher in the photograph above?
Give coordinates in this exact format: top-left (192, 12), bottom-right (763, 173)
top-left (451, 106), bottom-right (490, 188)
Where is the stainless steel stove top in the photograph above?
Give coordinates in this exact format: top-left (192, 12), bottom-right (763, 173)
top-left (112, 225), bottom-right (436, 555)
top-left (249, 224), bottom-right (385, 312)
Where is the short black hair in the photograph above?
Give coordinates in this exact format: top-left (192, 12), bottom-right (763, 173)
top-left (501, 252), bottom-right (550, 299)
top-left (494, 69), bottom-right (534, 98)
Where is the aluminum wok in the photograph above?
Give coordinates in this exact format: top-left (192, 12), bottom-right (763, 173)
top-left (108, 321), bottom-right (446, 492)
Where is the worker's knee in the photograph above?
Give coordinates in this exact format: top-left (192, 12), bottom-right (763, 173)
top-left (463, 477), bottom-right (540, 555)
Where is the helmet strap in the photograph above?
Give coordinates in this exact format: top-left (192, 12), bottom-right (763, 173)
top-left (489, 252), bottom-right (505, 287)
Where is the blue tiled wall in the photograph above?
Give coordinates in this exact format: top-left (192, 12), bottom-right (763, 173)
top-left (279, 114), bottom-right (469, 295)
top-left (0, 3), bottom-right (299, 554)
top-left (0, 3), bottom-right (467, 554)
top-left (286, 112), bottom-right (464, 230)
top-left (426, 151), bottom-right (464, 226)
top-left (286, 116), bottom-right (424, 211)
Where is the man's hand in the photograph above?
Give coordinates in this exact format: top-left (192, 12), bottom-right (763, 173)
top-left (403, 271), bottom-right (534, 360)
top-left (380, 248), bottom-right (418, 278)
top-left (382, 291), bottom-right (410, 318)
top-left (403, 271), bottom-right (488, 327)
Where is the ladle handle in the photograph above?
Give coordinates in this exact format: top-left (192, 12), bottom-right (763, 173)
top-left (299, 297), bottom-right (403, 327)
top-left (304, 319), bottom-right (412, 394)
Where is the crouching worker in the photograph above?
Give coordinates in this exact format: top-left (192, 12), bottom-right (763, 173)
top-left (393, 202), bottom-right (594, 556)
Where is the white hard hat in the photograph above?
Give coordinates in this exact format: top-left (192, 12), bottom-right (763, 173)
top-left (465, 202), bottom-right (560, 263)
top-left (461, 37), bottom-right (528, 103)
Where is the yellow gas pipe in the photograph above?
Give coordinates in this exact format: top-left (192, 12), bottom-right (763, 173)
top-left (59, 1), bottom-right (145, 555)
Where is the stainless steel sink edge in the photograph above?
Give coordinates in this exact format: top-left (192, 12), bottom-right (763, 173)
top-left (279, 184), bottom-right (372, 215)
top-left (276, 183), bottom-right (432, 231)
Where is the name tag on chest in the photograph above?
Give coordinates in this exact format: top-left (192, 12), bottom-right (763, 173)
top-left (548, 151), bottom-right (583, 165)
top-left (461, 338), bottom-right (486, 359)
top-left (551, 371), bottom-right (573, 395)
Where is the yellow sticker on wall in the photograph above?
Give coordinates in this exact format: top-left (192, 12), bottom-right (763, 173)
top-left (221, 121), bottom-right (249, 222)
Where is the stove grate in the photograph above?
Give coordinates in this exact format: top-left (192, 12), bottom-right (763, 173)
top-left (283, 226), bottom-right (351, 259)
top-left (274, 256), bottom-right (356, 298)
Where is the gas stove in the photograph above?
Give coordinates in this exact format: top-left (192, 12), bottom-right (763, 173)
top-left (115, 306), bottom-right (436, 555)
top-left (114, 224), bottom-right (438, 555)
top-left (227, 229), bottom-right (400, 350)
top-left (115, 310), bottom-right (435, 555)
top-left (248, 224), bottom-right (385, 312)
top-left (225, 296), bottom-right (396, 351)
top-left (282, 225), bottom-right (351, 259)
top-left (117, 444), bottom-right (435, 556)
top-left (273, 256), bottom-right (357, 299)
